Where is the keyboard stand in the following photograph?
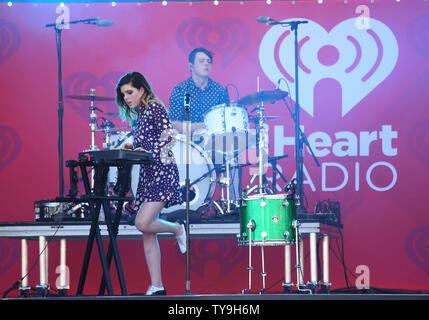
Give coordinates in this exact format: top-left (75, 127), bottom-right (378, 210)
top-left (75, 158), bottom-right (142, 296)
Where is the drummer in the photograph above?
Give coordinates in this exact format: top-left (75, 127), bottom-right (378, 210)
top-left (168, 47), bottom-right (229, 138)
top-left (168, 47), bottom-right (242, 207)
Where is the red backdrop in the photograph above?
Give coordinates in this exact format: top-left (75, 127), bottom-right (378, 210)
top-left (1, 0), bottom-right (429, 295)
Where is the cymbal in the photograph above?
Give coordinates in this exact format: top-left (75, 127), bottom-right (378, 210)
top-left (66, 94), bottom-right (115, 101)
top-left (238, 90), bottom-right (288, 106)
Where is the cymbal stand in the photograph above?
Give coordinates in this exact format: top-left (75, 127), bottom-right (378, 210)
top-left (226, 157), bottom-right (231, 213)
top-left (89, 89), bottom-right (99, 152)
top-left (242, 108), bottom-right (270, 197)
top-left (242, 173), bottom-right (272, 197)
top-left (87, 89), bottom-right (99, 191)
top-left (219, 152), bottom-right (235, 214)
top-left (257, 101), bottom-right (265, 195)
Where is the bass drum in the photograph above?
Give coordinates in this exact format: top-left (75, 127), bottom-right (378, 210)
top-left (108, 134), bottom-right (216, 213)
top-left (161, 135), bottom-right (217, 213)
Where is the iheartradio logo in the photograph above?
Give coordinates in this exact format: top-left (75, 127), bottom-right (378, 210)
top-left (259, 18), bottom-right (399, 117)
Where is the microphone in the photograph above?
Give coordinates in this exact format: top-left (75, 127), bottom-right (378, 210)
top-left (275, 79), bottom-right (281, 90)
top-left (95, 18), bottom-right (114, 27)
top-left (256, 16), bottom-right (272, 24)
top-left (184, 93), bottom-right (190, 112)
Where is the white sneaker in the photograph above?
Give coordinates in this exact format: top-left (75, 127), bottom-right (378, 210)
top-left (176, 223), bottom-right (187, 254)
top-left (146, 285), bottom-right (166, 296)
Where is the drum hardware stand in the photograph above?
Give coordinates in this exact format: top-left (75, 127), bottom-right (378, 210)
top-left (241, 220), bottom-right (256, 294)
top-left (241, 101), bottom-right (270, 197)
top-left (240, 221), bottom-right (269, 294)
top-left (89, 89), bottom-right (99, 152)
top-left (242, 154), bottom-right (289, 197)
top-left (242, 173), bottom-right (272, 197)
top-left (219, 152), bottom-right (241, 214)
top-left (259, 238), bottom-right (267, 294)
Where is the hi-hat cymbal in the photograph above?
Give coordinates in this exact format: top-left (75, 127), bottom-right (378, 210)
top-left (66, 94), bottom-right (115, 101)
top-left (238, 90), bottom-right (288, 106)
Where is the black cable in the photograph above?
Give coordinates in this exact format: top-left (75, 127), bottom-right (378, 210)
top-left (278, 78), bottom-right (309, 210)
top-left (1, 224), bottom-right (63, 298)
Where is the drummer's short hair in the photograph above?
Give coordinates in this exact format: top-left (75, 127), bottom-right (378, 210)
top-left (189, 47), bottom-right (213, 64)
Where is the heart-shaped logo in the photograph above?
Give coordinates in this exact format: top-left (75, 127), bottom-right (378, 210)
top-left (259, 18), bottom-right (398, 117)
top-left (0, 19), bottom-right (21, 66)
top-left (0, 126), bottom-right (22, 172)
top-left (406, 119), bottom-right (429, 169)
top-left (405, 226), bottom-right (429, 276)
top-left (63, 71), bottom-right (123, 120)
top-left (176, 17), bottom-right (250, 69)
top-left (407, 13), bottom-right (429, 61)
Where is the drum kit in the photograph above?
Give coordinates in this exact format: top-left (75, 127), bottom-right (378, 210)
top-left (67, 86), bottom-right (307, 293)
top-left (66, 88), bottom-right (290, 214)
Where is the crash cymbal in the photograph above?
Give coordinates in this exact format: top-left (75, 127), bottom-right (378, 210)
top-left (66, 94), bottom-right (115, 101)
top-left (238, 90), bottom-right (288, 106)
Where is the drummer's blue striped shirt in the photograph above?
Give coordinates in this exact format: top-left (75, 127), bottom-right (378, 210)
top-left (168, 77), bottom-right (229, 123)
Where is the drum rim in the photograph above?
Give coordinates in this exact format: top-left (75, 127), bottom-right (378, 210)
top-left (243, 193), bottom-right (290, 200)
top-left (238, 239), bottom-right (295, 246)
top-left (203, 102), bottom-right (248, 119)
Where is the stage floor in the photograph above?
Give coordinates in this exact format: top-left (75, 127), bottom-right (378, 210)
top-left (2, 292), bottom-right (429, 301)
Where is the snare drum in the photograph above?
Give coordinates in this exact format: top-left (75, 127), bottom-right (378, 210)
top-left (238, 194), bottom-right (296, 246)
top-left (204, 103), bottom-right (249, 155)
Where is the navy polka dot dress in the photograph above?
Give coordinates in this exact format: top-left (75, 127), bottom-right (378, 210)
top-left (133, 101), bottom-right (182, 210)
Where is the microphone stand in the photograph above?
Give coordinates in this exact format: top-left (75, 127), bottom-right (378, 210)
top-left (45, 18), bottom-right (110, 198)
top-left (267, 19), bottom-right (316, 211)
top-left (184, 93), bottom-right (191, 294)
top-left (45, 23), bottom-right (65, 197)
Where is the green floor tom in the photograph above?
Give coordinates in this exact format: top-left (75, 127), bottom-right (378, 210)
top-left (238, 193), bottom-right (296, 246)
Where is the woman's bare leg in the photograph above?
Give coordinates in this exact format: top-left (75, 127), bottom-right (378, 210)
top-left (135, 202), bottom-right (182, 287)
